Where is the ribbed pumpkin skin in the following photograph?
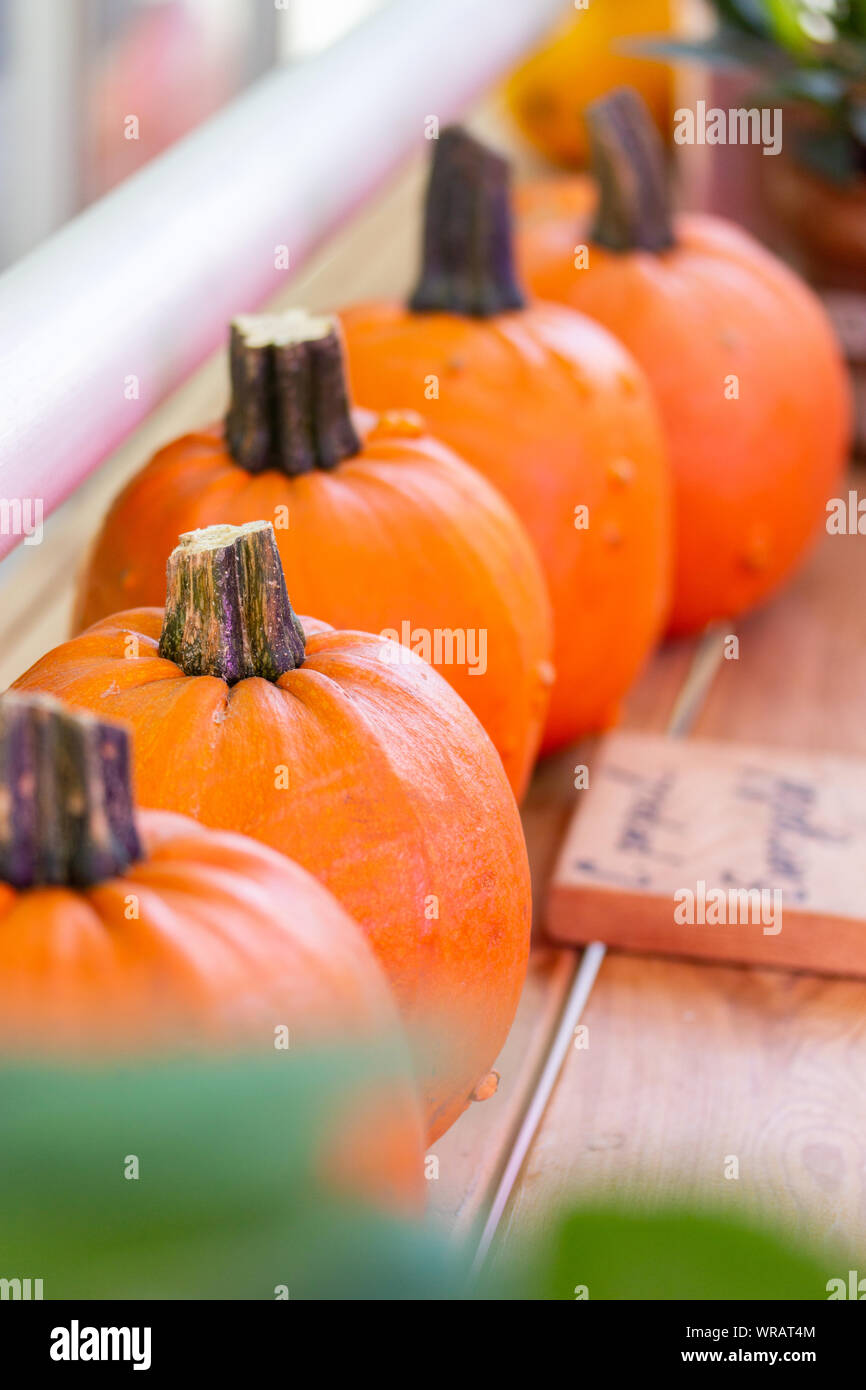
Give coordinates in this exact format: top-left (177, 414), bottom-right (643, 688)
top-left (14, 616), bottom-right (532, 1142)
top-left (340, 301), bottom-right (672, 753)
top-left (517, 192), bottom-right (852, 635)
top-left (0, 810), bottom-right (425, 1212)
top-left (74, 412), bottom-right (552, 800)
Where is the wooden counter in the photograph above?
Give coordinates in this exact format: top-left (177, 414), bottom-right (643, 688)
top-left (5, 127), bottom-right (865, 1271)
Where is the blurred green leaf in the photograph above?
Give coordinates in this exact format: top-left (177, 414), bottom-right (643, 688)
top-left (715, 0), bottom-right (777, 37)
top-left (851, 0), bottom-right (866, 40)
top-left (635, 0), bottom-right (866, 164)
top-left (623, 33), bottom-right (782, 71)
top-left (523, 1203), bottom-right (838, 1301)
top-left (0, 1053), bottom-right (465, 1300)
top-left (765, 0), bottom-right (813, 55)
top-left (852, 100), bottom-right (866, 143)
top-left (769, 66), bottom-right (849, 102)
top-left (0, 1061), bottom-right (849, 1302)
top-left (795, 124), bottom-right (861, 179)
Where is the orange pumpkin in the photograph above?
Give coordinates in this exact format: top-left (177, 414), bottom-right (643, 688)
top-left (0, 692), bottom-right (425, 1212)
top-left (75, 313), bottom-right (552, 801)
top-left (340, 127), bottom-right (672, 754)
top-left (17, 523), bottom-right (532, 1142)
top-left (504, 0), bottom-right (674, 169)
top-left (515, 174), bottom-right (598, 262)
top-left (516, 89), bottom-right (852, 636)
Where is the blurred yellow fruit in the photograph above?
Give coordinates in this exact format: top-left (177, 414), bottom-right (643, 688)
top-left (505, 0), bottom-right (675, 168)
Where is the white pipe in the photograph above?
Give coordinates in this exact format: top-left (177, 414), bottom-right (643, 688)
top-left (5, 0), bottom-right (85, 265)
top-left (0, 0), bottom-right (565, 562)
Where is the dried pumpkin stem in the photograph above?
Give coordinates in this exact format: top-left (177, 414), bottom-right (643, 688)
top-left (587, 88), bottom-right (676, 253)
top-left (225, 311), bottom-right (362, 476)
top-left (159, 521), bottom-right (306, 684)
top-left (0, 693), bottom-right (142, 889)
top-left (409, 126), bottom-right (526, 317)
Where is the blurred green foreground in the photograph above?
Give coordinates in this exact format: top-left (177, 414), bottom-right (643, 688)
top-left (0, 1053), bottom-right (841, 1300)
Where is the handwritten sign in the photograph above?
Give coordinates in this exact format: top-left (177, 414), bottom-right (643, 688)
top-left (548, 732), bottom-right (866, 977)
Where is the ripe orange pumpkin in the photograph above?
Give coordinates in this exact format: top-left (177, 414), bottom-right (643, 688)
top-left (16, 523), bottom-right (532, 1142)
top-left (504, 0), bottom-right (674, 169)
top-left (516, 89), bottom-right (852, 636)
top-left (0, 692), bottom-right (425, 1212)
top-left (74, 313), bottom-right (552, 801)
top-left (340, 127), bottom-right (672, 754)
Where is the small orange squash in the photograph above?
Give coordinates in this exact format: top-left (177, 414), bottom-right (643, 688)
top-left (0, 692), bottom-right (425, 1212)
top-left (516, 89), bottom-right (852, 636)
top-left (503, 0), bottom-right (674, 169)
top-left (75, 312), bottom-right (552, 801)
top-left (17, 523), bottom-right (532, 1142)
top-left (340, 127), bottom-right (672, 753)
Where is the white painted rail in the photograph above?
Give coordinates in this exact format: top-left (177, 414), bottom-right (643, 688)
top-left (0, 0), bottom-right (564, 561)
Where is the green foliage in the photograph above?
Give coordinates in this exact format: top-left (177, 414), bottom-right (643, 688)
top-left (0, 1057), bottom-right (841, 1301)
top-left (0, 1053), bottom-right (464, 1300)
top-left (633, 0), bottom-right (866, 182)
top-left (524, 1203), bottom-right (836, 1301)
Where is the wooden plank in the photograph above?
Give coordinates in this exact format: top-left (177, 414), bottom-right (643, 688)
top-left (498, 952), bottom-right (866, 1257)
top-left (548, 732), bottom-right (866, 975)
top-left (427, 649), bottom-right (698, 1235)
top-left (425, 945), bottom-right (576, 1236)
top-left (492, 502), bottom-right (866, 1262)
top-left (695, 497), bottom-right (866, 757)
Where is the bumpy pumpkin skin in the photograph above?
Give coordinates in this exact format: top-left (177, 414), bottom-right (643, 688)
top-left (0, 809), bottom-right (425, 1212)
top-left (75, 411), bottom-right (552, 800)
top-left (517, 193), bottom-right (852, 635)
top-left (14, 615), bottom-right (532, 1142)
top-left (340, 301), bottom-right (672, 753)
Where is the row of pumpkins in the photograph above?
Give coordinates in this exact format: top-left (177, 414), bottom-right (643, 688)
top-left (0, 92), bottom-right (849, 1211)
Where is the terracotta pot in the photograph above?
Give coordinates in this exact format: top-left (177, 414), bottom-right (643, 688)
top-left (765, 158), bottom-right (866, 292)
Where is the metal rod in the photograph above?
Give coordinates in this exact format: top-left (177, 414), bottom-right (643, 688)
top-left (666, 624), bottom-right (730, 737)
top-left (471, 942), bottom-right (607, 1277)
top-left (0, 0), bottom-right (564, 562)
top-left (470, 625), bottom-right (730, 1273)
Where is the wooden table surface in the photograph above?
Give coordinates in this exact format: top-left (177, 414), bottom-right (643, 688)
top-left (441, 514), bottom-right (866, 1265)
top-left (4, 119), bottom-right (865, 1270)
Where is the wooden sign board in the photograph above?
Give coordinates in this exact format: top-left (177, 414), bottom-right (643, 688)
top-left (547, 732), bottom-right (866, 977)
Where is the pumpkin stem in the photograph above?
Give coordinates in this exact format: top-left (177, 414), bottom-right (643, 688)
top-left (409, 126), bottom-right (526, 317)
top-left (225, 311), bottom-right (362, 476)
top-left (159, 521), bottom-right (306, 684)
top-left (0, 693), bottom-right (142, 889)
top-left (587, 88), bottom-right (676, 253)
